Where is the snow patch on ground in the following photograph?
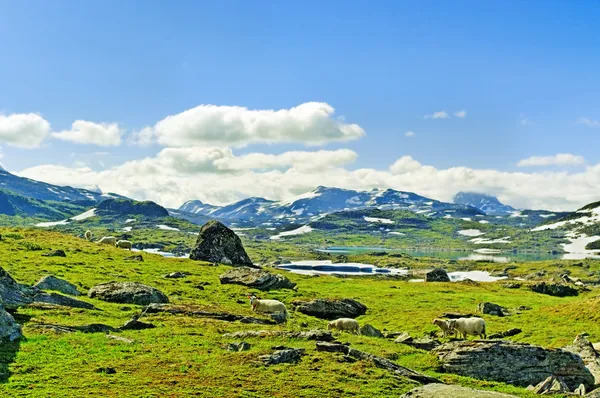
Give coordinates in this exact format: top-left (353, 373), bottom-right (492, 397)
top-left (364, 216), bottom-right (394, 224)
top-left (478, 220), bottom-right (489, 224)
top-left (561, 232), bottom-right (600, 259)
top-left (125, 219), bottom-right (136, 223)
top-left (539, 213), bottom-right (556, 218)
top-left (532, 207), bottom-right (600, 231)
top-left (389, 231), bottom-right (405, 236)
top-left (122, 226), bottom-right (133, 232)
top-left (270, 225), bottom-right (313, 240)
top-left (156, 224), bottom-right (180, 231)
top-left (470, 236), bottom-right (511, 244)
top-left (35, 220), bottom-right (70, 227)
top-left (72, 208), bottom-right (96, 221)
top-left (461, 218), bottom-right (472, 221)
top-left (458, 229), bottom-right (485, 237)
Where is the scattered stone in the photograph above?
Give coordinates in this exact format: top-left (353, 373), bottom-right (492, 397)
top-left (227, 342), bottom-right (250, 352)
top-left (528, 375), bottom-right (571, 395)
top-left (144, 303), bottom-right (280, 325)
top-left (477, 302), bottom-right (506, 317)
top-left (42, 249), bottom-right (66, 257)
top-left (564, 334), bottom-right (600, 384)
top-left (425, 268), bottom-right (450, 282)
top-left (30, 323), bottom-right (119, 333)
top-left (124, 254), bottom-right (144, 262)
top-left (189, 220), bottom-right (253, 266)
top-left (433, 340), bottom-right (595, 391)
top-left (95, 367), bottom-right (116, 374)
top-left (0, 304), bottom-right (22, 342)
top-left (224, 329), bottom-right (335, 342)
top-left (316, 341), bottom-right (440, 384)
top-left (270, 313), bottom-right (288, 324)
top-left (291, 298), bottom-right (367, 320)
top-left (88, 282), bottom-right (169, 305)
top-left (33, 292), bottom-right (97, 310)
top-left (259, 348), bottom-right (305, 365)
top-left (401, 384), bottom-right (519, 397)
top-left (441, 312), bottom-right (475, 319)
top-left (106, 334), bottom-right (134, 344)
top-left (33, 275), bottom-right (81, 296)
top-left (219, 267), bottom-right (296, 291)
top-left (393, 333), bottom-right (413, 344)
top-left (502, 282), bottom-right (521, 289)
top-left (164, 272), bottom-right (186, 279)
top-left (394, 333), bottom-right (440, 350)
top-left (360, 324), bottom-right (384, 338)
top-left (530, 282), bottom-right (578, 297)
top-left (517, 305), bottom-right (532, 311)
top-left (120, 319), bottom-right (155, 331)
top-left (488, 328), bottom-right (522, 339)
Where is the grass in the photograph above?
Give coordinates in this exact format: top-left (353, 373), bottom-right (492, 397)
top-left (0, 227), bottom-right (599, 397)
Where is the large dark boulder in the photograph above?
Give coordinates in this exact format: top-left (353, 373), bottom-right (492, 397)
top-left (477, 302), bottom-right (506, 317)
top-left (189, 220), bottom-right (253, 266)
top-left (88, 282), bottom-right (169, 305)
top-left (564, 334), bottom-right (600, 385)
top-left (425, 268), bottom-right (450, 282)
top-left (292, 298), bottom-right (367, 320)
top-left (530, 282), bottom-right (578, 297)
top-left (433, 340), bottom-right (595, 391)
top-left (219, 267), bottom-right (295, 291)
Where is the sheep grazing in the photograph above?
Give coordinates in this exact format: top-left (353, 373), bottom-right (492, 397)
top-left (115, 240), bottom-right (132, 250)
top-left (84, 230), bottom-right (93, 241)
top-left (432, 318), bottom-right (455, 338)
top-left (327, 318), bottom-right (360, 335)
top-left (97, 236), bottom-right (117, 245)
top-left (448, 317), bottom-right (487, 340)
top-left (248, 295), bottom-right (289, 320)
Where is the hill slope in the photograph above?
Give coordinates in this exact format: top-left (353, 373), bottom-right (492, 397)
top-left (453, 192), bottom-right (515, 215)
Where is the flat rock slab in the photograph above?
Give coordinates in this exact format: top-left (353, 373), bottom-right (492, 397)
top-left (401, 384), bottom-right (519, 397)
top-left (189, 220), bottom-right (253, 266)
top-left (33, 292), bottom-right (97, 310)
top-left (88, 282), bottom-right (169, 305)
top-left (224, 329), bottom-right (335, 342)
top-left (433, 340), bottom-right (595, 391)
top-left (34, 275), bottom-right (81, 296)
top-left (145, 303), bottom-right (280, 325)
top-left (30, 323), bottom-right (119, 333)
top-left (219, 267), bottom-right (296, 291)
top-left (291, 298), bottom-right (367, 320)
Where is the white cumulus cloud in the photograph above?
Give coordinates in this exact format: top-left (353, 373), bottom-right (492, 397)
top-left (0, 113), bottom-right (50, 148)
top-left (454, 110), bottom-right (467, 118)
top-left (139, 102), bottom-right (365, 148)
top-left (424, 111), bottom-right (449, 119)
top-left (517, 153), bottom-right (585, 167)
top-left (577, 117), bottom-right (600, 128)
top-left (52, 120), bottom-right (123, 146)
top-left (404, 131), bottom-right (415, 138)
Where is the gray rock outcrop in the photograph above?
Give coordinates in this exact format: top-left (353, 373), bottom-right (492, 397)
top-left (0, 267), bottom-right (34, 310)
top-left (291, 298), bottom-right (367, 320)
top-left (564, 334), bottom-right (600, 384)
top-left (259, 348), bottom-right (305, 365)
top-left (401, 384), bottom-right (519, 397)
top-left (477, 302), bottom-right (506, 317)
top-left (425, 268), bottom-right (450, 282)
top-left (360, 324), bottom-right (384, 338)
top-left (189, 220), bottom-right (253, 266)
top-left (530, 282), bottom-right (578, 297)
top-left (0, 304), bottom-right (22, 342)
top-left (88, 282), bottom-right (169, 305)
top-left (219, 267), bottom-right (295, 291)
top-left (34, 275), bottom-right (81, 296)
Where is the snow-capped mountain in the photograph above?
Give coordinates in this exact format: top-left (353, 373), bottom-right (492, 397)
top-left (0, 168), bottom-right (123, 203)
top-left (179, 200), bottom-right (220, 215)
top-left (453, 192), bottom-right (516, 216)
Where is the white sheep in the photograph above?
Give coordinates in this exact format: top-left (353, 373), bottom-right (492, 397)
top-left (448, 317), bottom-right (487, 339)
top-left (248, 295), bottom-right (289, 319)
top-left (97, 236), bottom-right (117, 245)
top-left (84, 230), bottom-right (93, 241)
top-left (432, 318), bottom-right (455, 338)
top-left (115, 240), bottom-right (132, 250)
top-left (327, 318), bottom-right (360, 335)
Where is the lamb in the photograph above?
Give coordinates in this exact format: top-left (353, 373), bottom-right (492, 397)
top-left (248, 295), bottom-right (289, 319)
top-left (432, 318), bottom-right (455, 338)
top-left (327, 318), bottom-right (360, 335)
top-left (448, 317), bottom-right (487, 339)
top-left (84, 230), bottom-right (93, 241)
top-left (97, 236), bottom-right (117, 245)
top-left (115, 240), bottom-right (132, 250)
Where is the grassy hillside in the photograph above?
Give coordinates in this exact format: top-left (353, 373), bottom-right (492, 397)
top-left (0, 228), bottom-right (599, 397)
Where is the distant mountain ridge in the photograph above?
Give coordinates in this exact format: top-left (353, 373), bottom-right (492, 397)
top-left (453, 192), bottom-right (516, 216)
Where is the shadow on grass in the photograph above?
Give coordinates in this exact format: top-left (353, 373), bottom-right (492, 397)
top-left (0, 312), bottom-right (31, 383)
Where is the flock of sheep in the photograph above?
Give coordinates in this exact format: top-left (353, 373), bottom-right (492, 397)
top-left (248, 295), bottom-right (487, 339)
top-left (84, 230), bottom-right (132, 250)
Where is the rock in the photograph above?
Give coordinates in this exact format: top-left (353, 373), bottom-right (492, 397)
top-left (33, 292), bottom-right (97, 310)
top-left (360, 324), bottom-right (384, 338)
top-left (259, 348), bottom-right (305, 365)
top-left (164, 272), bottom-right (186, 279)
top-left (0, 267), bottom-right (34, 310)
top-left (0, 304), bottom-right (22, 342)
top-left (564, 334), bottom-right (600, 384)
top-left (394, 333), bottom-right (413, 344)
top-left (316, 342), bottom-right (441, 384)
top-left (394, 333), bottom-right (440, 350)
top-left (34, 275), bottom-right (81, 296)
top-left (224, 329), bottom-right (334, 342)
top-left (31, 323), bottom-right (119, 333)
top-left (441, 312), bottom-right (475, 319)
top-left (88, 282), bottom-right (169, 305)
top-left (144, 303), bottom-right (279, 325)
top-left (42, 249), bottom-right (66, 257)
top-left (219, 267), bottom-right (295, 291)
top-left (227, 342), bottom-right (250, 352)
top-left (530, 282), bottom-right (578, 297)
top-left (477, 302), bottom-right (506, 317)
top-left (401, 384), bottom-right (520, 397)
top-left (488, 328), bottom-right (522, 339)
top-left (502, 282), bottom-right (521, 289)
top-left (95, 367), bottom-right (117, 374)
top-left (270, 313), bottom-right (288, 324)
top-left (189, 220), bottom-right (253, 266)
top-left (433, 340), bottom-right (595, 391)
top-left (291, 298), bottom-right (367, 320)
top-left (574, 384), bottom-right (586, 395)
top-left (106, 334), bottom-right (134, 344)
top-left (529, 375), bottom-right (571, 394)
top-left (124, 254), bottom-right (144, 262)
top-left (120, 319), bottom-right (155, 331)
top-left (425, 268), bottom-right (450, 282)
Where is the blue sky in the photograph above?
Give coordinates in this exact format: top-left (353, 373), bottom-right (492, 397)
top-left (0, 1), bottom-right (599, 209)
